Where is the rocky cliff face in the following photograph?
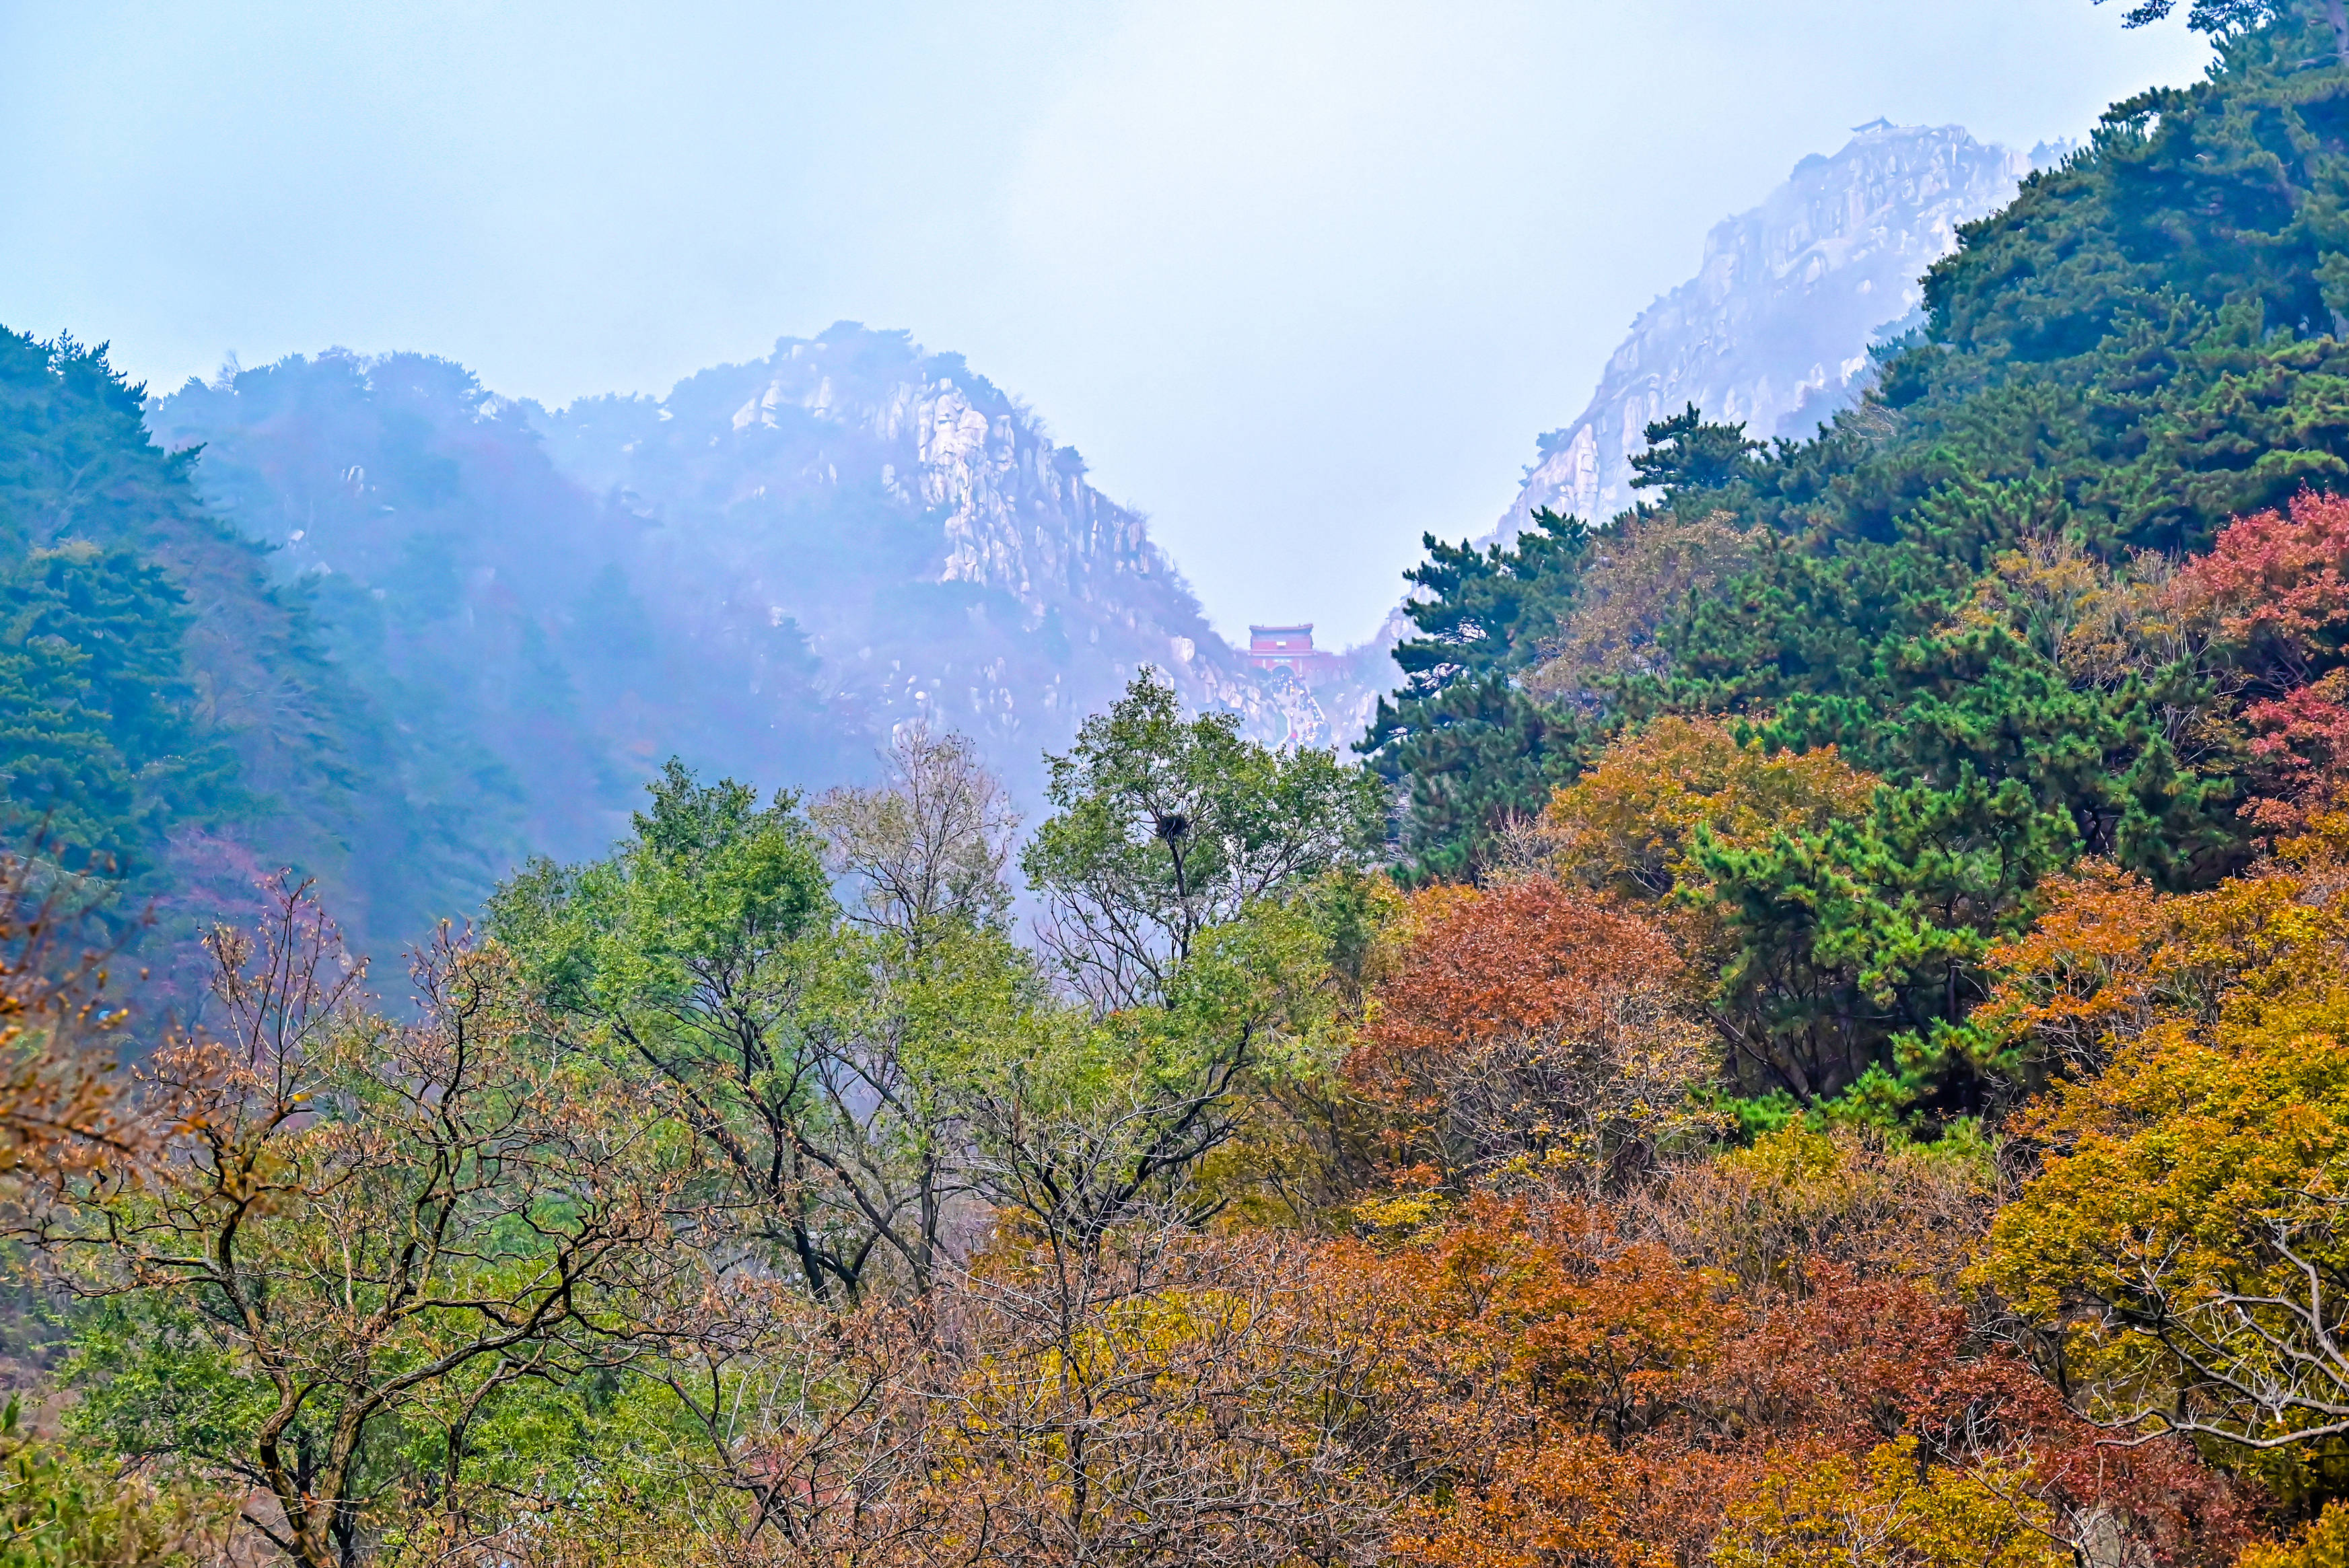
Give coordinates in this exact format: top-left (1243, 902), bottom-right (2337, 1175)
top-left (1497, 123), bottom-right (2035, 538)
top-left (532, 324), bottom-right (1333, 799)
top-left (149, 326), bottom-right (1359, 949)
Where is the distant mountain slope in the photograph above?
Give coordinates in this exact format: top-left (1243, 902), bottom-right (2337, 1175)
top-left (530, 324), bottom-right (1316, 802)
top-left (149, 354), bottom-right (703, 940)
top-left (144, 325), bottom-right (1347, 956)
top-left (0, 330), bottom-right (378, 999)
top-left (1497, 122), bottom-right (2035, 539)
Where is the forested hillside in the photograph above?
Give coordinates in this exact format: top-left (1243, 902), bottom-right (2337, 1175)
top-left (1367, 1), bottom-right (2349, 1111)
top-left (0, 331), bottom-right (396, 992)
top-left (147, 352), bottom-right (688, 953)
top-left (0, 338), bottom-right (781, 985)
top-left (110, 326), bottom-right (1370, 974)
top-left (26, 5), bottom-right (2349, 1568)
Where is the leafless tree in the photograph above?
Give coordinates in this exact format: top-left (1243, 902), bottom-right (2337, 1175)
top-left (812, 727), bottom-right (1019, 944)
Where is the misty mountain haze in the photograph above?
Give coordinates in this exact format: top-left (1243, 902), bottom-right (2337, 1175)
top-left (133, 324), bottom-right (1394, 964)
top-left (0, 116), bottom-right (2082, 984)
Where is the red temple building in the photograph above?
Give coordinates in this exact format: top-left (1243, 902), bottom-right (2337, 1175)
top-left (1247, 623), bottom-right (1345, 683)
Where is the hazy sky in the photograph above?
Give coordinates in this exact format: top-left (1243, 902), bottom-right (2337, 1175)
top-left (1, 1), bottom-right (2208, 645)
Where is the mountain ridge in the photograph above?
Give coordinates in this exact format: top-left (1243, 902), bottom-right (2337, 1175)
top-left (524, 323), bottom-right (1361, 768)
top-left (1494, 121), bottom-right (2039, 544)
top-left (140, 321), bottom-right (1369, 958)
top-left (104, 118), bottom-right (2043, 960)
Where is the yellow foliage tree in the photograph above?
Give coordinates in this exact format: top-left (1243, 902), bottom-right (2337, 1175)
top-left (1710, 1439), bottom-right (2068, 1568)
top-left (1540, 716), bottom-right (1879, 911)
top-left (1979, 841), bottom-right (2349, 1452)
top-left (2243, 1503), bottom-right (2349, 1568)
top-left (1526, 510), bottom-right (1761, 703)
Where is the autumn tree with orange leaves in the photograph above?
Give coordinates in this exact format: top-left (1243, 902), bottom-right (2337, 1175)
top-left (1346, 875), bottom-right (1719, 1189)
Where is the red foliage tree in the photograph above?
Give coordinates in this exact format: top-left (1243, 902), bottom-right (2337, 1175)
top-left (2180, 489), bottom-right (2349, 685)
top-left (1344, 877), bottom-right (1718, 1188)
top-left (2181, 490), bottom-right (2349, 831)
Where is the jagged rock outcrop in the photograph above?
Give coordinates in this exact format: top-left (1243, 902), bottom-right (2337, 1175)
top-left (532, 324), bottom-right (1312, 803)
top-left (1497, 122), bottom-right (2037, 538)
top-left (709, 343), bottom-right (1164, 616)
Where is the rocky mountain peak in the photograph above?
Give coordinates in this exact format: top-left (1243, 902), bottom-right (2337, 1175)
top-left (705, 331), bottom-right (1163, 618)
top-left (532, 323), bottom-right (1354, 793)
top-left (1500, 122), bottom-right (2032, 538)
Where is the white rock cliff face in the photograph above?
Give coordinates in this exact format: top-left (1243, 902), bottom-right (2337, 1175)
top-left (1495, 123), bottom-right (2033, 540)
top-left (538, 327), bottom-right (1321, 805)
top-left (723, 347), bottom-right (1168, 618)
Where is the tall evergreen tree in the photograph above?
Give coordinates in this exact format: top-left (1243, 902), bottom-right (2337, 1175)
top-left (1358, 509), bottom-right (1593, 878)
top-left (0, 330), bottom-right (361, 954)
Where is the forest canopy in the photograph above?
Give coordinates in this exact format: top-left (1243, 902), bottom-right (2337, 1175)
top-left (26, 4), bottom-right (2349, 1567)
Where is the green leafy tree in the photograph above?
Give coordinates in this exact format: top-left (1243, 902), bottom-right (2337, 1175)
top-left (0, 544), bottom-right (235, 880)
top-left (2099, 0), bottom-right (2343, 65)
top-left (1543, 717), bottom-right (2076, 1125)
top-left (1625, 403), bottom-right (1763, 499)
top-left (1004, 672), bottom-right (1378, 1245)
top-left (494, 755), bottom-right (1032, 1302)
top-left (1026, 670), bottom-right (1382, 1010)
top-left (1691, 769), bottom-right (2078, 1120)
